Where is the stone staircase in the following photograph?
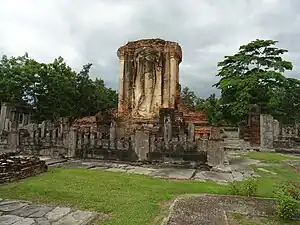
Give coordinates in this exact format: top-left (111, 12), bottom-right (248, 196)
top-left (224, 137), bottom-right (249, 151)
top-left (222, 127), bottom-right (251, 151)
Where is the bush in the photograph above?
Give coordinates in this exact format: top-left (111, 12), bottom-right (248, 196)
top-left (229, 177), bottom-right (258, 197)
top-left (275, 183), bottom-right (300, 219)
top-left (243, 177), bottom-right (259, 197)
top-left (229, 181), bottom-right (241, 195)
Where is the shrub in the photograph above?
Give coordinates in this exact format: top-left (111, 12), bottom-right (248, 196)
top-left (275, 182), bottom-right (300, 219)
top-left (229, 177), bottom-right (258, 197)
top-left (242, 177), bottom-right (259, 197)
top-left (229, 181), bottom-right (241, 195)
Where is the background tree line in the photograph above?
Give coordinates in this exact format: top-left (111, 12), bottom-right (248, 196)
top-left (1, 39), bottom-right (299, 126)
top-left (182, 39), bottom-right (300, 126)
top-left (0, 53), bottom-right (117, 122)
top-left (182, 39), bottom-right (300, 125)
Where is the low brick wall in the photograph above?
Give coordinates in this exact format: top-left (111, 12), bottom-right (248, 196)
top-left (0, 153), bottom-right (48, 183)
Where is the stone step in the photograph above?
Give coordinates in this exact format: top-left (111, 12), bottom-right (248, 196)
top-left (0, 199), bottom-right (101, 225)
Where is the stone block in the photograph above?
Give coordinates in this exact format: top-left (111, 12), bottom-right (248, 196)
top-left (11, 204), bottom-right (53, 218)
top-left (151, 168), bottom-right (196, 180)
top-left (164, 116), bottom-right (172, 145)
top-left (187, 123), bottom-right (195, 142)
top-left (196, 139), bottom-right (208, 152)
top-left (134, 130), bottom-right (150, 161)
top-left (0, 103), bottom-right (11, 130)
top-left (127, 167), bottom-right (156, 175)
top-left (207, 139), bottom-right (225, 167)
top-left (45, 207), bottom-right (71, 222)
top-left (41, 121), bottom-right (47, 138)
top-left (0, 215), bottom-right (34, 225)
top-left (0, 200), bottom-right (30, 212)
top-left (194, 171), bottom-right (233, 183)
top-left (260, 114), bottom-right (274, 149)
top-left (4, 119), bottom-right (11, 131)
top-left (273, 119), bottom-right (280, 141)
top-left (67, 128), bottom-right (77, 158)
top-left (52, 210), bottom-right (97, 225)
top-left (210, 126), bottom-right (221, 139)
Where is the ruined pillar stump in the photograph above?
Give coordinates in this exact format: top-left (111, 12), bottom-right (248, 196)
top-left (117, 38), bottom-right (182, 120)
top-left (260, 114), bottom-right (274, 150)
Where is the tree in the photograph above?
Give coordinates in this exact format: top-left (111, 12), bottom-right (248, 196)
top-left (269, 78), bottom-right (300, 124)
top-left (0, 53), bottom-right (118, 122)
top-left (214, 39), bottom-right (293, 124)
top-left (195, 94), bottom-right (224, 125)
top-left (72, 64), bottom-right (118, 118)
top-left (181, 86), bottom-right (199, 108)
top-left (0, 53), bottom-right (38, 104)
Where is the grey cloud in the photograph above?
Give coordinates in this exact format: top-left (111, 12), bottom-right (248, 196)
top-left (0, 0), bottom-right (300, 98)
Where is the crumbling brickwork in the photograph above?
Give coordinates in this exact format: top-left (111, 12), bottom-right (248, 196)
top-left (0, 152), bottom-right (48, 183)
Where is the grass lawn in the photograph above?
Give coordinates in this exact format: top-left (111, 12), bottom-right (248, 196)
top-left (253, 163), bottom-right (300, 198)
top-left (0, 169), bottom-right (227, 225)
top-left (243, 151), bottom-right (300, 163)
top-left (0, 152), bottom-right (299, 224)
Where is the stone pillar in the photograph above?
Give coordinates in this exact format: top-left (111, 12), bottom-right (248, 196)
top-left (41, 121), bottom-right (47, 138)
top-left (4, 119), bottom-right (11, 131)
top-left (20, 113), bottom-right (25, 127)
top-left (134, 130), bottom-right (150, 161)
top-left (90, 127), bottom-right (97, 148)
top-left (188, 123), bottom-right (195, 142)
top-left (207, 139), bottom-right (224, 167)
top-left (123, 54), bottom-right (132, 115)
top-left (162, 55), bottom-right (171, 108)
top-left (11, 111), bottom-right (19, 130)
top-left (160, 108), bottom-right (174, 145)
top-left (27, 113), bottom-right (31, 125)
top-left (273, 119), bottom-right (280, 141)
top-left (67, 128), bottom-right (77, 158)
top-left (0, 103), bottom-right (12, 130)
top-left (8, 130), bottom-right (20, 152)
top-left (207, 127), bottom-right (224, 167)
top-left (118, 55), bottom-right (125, 114)
top-left (52, 127), bottom-right (57, 144)
top-left (260, 114), bottom-right (274, 150)
top-left (110, 122), bottom-right (116, 140)
top-left (164, 116), bottom-right (172, 145)
top-left (170, 57), bottom-right (177, 108)
top-left (248, 105), bottom-right (261, 146)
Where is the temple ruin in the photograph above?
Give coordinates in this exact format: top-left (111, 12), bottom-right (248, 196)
top-left (0, 38), bottom-right (226, 169)
top-left (117, 39), bottom-right (182, 119)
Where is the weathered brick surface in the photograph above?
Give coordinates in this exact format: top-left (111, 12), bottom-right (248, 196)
top-left (0, 153), bottom-right (48, 184)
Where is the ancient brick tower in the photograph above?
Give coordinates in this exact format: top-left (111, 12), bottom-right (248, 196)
top-left (117, 38), bottom-right (182, 120)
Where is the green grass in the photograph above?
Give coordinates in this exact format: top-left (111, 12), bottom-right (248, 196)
top-left (1, 152), bottom-right (299, 224)
top-left (253, 164), bottom-right (300, 198)
top-left (243, 151), bottom-right (300, 163)
top-left (0, 169), bottom-right (227, 225)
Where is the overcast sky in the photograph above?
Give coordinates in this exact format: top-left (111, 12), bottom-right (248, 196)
top-left (0, 0), bottom-right (299, 97)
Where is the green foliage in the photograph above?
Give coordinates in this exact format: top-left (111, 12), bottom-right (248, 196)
top-left (229, 181), bottom-right (241, 195)
top-left (181, 87), bottom-right (199, 108)
top-left (214, 39), bottom-right (293, 124)
top-left (0, 53), bottom-right (117, 121)
top-left (73, 63), bottom-right (117, 119)
top-left (275, 182), bottom-right (300, 219)
top-left (195, 93), bottom-right (224, 125)
top-left (229, 177), bottom-right (258, 197)
top-left (181, 87), bottom-right (224, 125)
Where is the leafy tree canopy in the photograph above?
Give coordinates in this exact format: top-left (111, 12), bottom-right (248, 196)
top-left (0, 53), bottom-right (118, 122)
top-left (214, 39), bottom-right (293, 124)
